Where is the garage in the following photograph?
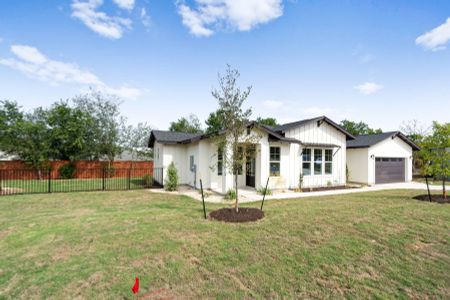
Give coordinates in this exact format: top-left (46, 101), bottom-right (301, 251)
top-left (375, 157), bottom-right (405, 183)
top-left (346, 131), bottom-right (420, 185)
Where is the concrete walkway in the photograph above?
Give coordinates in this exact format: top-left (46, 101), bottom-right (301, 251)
top-left (149, 182), bottom-right (448, 204)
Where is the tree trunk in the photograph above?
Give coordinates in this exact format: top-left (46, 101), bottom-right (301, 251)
top-left (235, 173), bottom-right (239, 213)
top-left (443, 177), bottom-right (447, 200)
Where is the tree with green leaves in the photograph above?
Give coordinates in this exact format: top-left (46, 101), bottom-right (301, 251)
top-left (46, 101), bottom-right (94, 161)
top-left (121, 122), bottom-right (153, 168)
top-left (420, 121), bottom-right (450, 200)
top-left (72, 90), bottom-right (125, 164)
top-left (400, 120), bottom-right (430, 173)
top-left (212, 65), bottom-right (256, 212)
top-left (169, 114), bottom-right (203, 133)
top-left (256, 117), bottom-right (278, 127)
top-left (340, 119), bottom-right (382, 136)
top-left (205, 109), bottom-right (225, 135)
top-left (165, 162), bottom-right (179, 191)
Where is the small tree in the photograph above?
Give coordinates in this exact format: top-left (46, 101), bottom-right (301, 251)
top-left (420, 122), bottom-right (450, 200)
top-left (212, 65), bottom-right (256, 212)
top-left (165, 162), bottom-right (179, 191)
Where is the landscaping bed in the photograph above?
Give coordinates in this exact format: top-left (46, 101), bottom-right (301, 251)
top-left (413, 194), bottom-right (450, 204)
top-left (303, 185), bottom-right (359, 192)
top-left (209, 207), bottom-right (264, 222)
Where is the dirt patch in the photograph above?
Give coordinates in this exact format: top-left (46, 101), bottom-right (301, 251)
top-left (209, 208), bottom-right (264, 223)
top-left (413, 194), bottom-right (450, 204)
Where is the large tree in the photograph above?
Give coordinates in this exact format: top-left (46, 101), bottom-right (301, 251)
top-left (169, 114), bottom-right (203, 133)
top-left (340, 119), bottom-right (382, 136)
top-left (212, 65), bottom-right (256, 212)
top-left (72, 91), bottom-right (125, 163)
top-left (400, 120), bottom-right (430, 173)
top-left (46, 101), bottom-right (94, 161)
top-left (420, 121), bottom-right (450, 200)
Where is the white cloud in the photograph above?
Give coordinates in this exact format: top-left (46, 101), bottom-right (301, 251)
top-left (416, 17), bottom-right (450, 51)
top-left (354, 82), bottom-right (383, 95)
top-left (112, 0), bottom-right (135, 10)
top-left (140, 7), bottom-right (151, 29)
top-left (262, 100), bottom-right (283, 109)
top-left (0, 45), bottom-right (142, 100)
top-left (177, 0), bottom-right (283, 37)
top-left (71, 0), bottom-right (132, 39)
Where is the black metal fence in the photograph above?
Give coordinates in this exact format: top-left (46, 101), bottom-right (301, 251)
top-left (0, 167), bottom-right (163, 196)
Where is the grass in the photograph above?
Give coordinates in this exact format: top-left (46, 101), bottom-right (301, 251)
top-left (0, 190), bottom-right (449, 298)
top-left (414, 177), bottom-right (449, 186)
top-left (1, 177), bottom-right (153, 194)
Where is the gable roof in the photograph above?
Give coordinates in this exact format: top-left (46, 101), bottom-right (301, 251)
top-left (148, 130), bottom-right (202, 147)
top-left (347, 131), bottom-right (420, 150)
top-left (274, 116), bottom-right (355, 140)
top-left (148, 116), bottom-right (354, 147)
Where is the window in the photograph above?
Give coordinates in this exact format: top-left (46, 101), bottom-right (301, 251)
top-left (190, 155), bottom-right (195, 172)
top-left (325, 149), bottom-right (333, 175)
top-left (156, 148), bottom-right (160, 160)
top-left (302, 148), bottom-right (311, 175)
top-left (270, 146), bottom-right (280, 176)
top-left (314, 149), bottom-right (322, 175)
top-left (217, 149), bottom-right (223, 176)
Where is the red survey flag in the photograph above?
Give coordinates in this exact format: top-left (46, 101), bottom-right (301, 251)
top-left (132, 277), bottom-right (139, 294)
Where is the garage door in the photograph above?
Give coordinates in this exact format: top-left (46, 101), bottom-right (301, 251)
top-left (375, 157), bottom-right (405, 184)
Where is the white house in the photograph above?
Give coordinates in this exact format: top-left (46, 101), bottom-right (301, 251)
top-left (346, 131), bottom-right (420, 185)
top-left (148, 116), bottom-right (355, 194)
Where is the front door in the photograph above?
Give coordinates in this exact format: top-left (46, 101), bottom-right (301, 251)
top-left (246, 156), bottom-right (256, 187)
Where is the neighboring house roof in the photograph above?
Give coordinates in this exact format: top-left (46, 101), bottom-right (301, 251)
top-left (148, 116), bottom-right (354, 148)
top-left (347, 131), bottom-right (420, 150)
top-left (274, 116), bottom-right (355, 140)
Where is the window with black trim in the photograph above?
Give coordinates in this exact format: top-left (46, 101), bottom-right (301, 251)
top-left (325, 149), bottom-right (333, 175)
top-left (302, 148), bottom-right (311, 175)
top-left (217, 149), bottom-right (223, 176)
top-left (270, 146), bottom-right (281, 176)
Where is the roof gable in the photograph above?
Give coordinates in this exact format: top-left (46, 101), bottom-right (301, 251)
top-left (347, 131), bottom-right (420, 150)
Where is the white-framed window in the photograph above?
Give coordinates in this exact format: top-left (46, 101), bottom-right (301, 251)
top-left (325, 149), bottom-right (333, 175)
top-left (302, 148), bottom-right (333, 176)
top-left (269, 146), bottom-right (281, 176)
top-left (314, 149), bottom-right (322, 175)
top-left (156, 148), bottom-right (160, 160)
top-left (217, 149), bottom-right (223, 176)
top-left (302, 148), bottom-right (311, 175)
top-left (190, 155), bottom-right (195, 172)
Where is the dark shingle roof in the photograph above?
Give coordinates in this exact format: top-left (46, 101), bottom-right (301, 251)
top-left (148, 130), bottom-right (203, 147)
top-left (347, 131), bottom-right (420, 150)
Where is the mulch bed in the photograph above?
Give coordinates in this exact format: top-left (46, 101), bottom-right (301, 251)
top-left (413, 194), bottom-right (450, 204)
top-left (209, 207), bottom-right (264, 223)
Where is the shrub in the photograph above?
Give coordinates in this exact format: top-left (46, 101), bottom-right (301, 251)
top-left (257, 187), bottom-right (272, 196)
top-left (143, 174), bottom-right (153, 187)
top-left (225, 189), bottom-right (237, 200)
top-left (59, 163), bottom-right (76, 179)
top-left (165, 162), bottom-right (179, 191)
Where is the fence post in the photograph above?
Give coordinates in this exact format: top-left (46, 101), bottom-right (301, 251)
top-left (128, 168), bottom-right (131, 190)
top-left (0, 170), bottom-right (3, 193)
top-left (48, 168), bottom-right (52, 193)
top-left (102, 168), bottom-right (106, 191)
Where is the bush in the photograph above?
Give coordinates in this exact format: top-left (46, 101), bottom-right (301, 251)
top-left (257, 187), bottom-right (272, 196)
top-left (142, 174), bottom-right (153, 187)
top-left (59, 163), bottom-right (76, 179)
top-left (165, 162), bottom-right (179, 191)
top-left (225, 189), bottom-right (237, 200)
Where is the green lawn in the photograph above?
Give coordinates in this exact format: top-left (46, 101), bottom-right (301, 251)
top-left (0, 190), bottom-right (449, 299)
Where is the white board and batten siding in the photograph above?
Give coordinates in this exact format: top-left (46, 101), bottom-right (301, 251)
top-left (284, 121), bottom-right (347, 188)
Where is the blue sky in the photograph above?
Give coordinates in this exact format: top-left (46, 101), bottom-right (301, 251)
top-left (0, 0), bottom-right (449, 131)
